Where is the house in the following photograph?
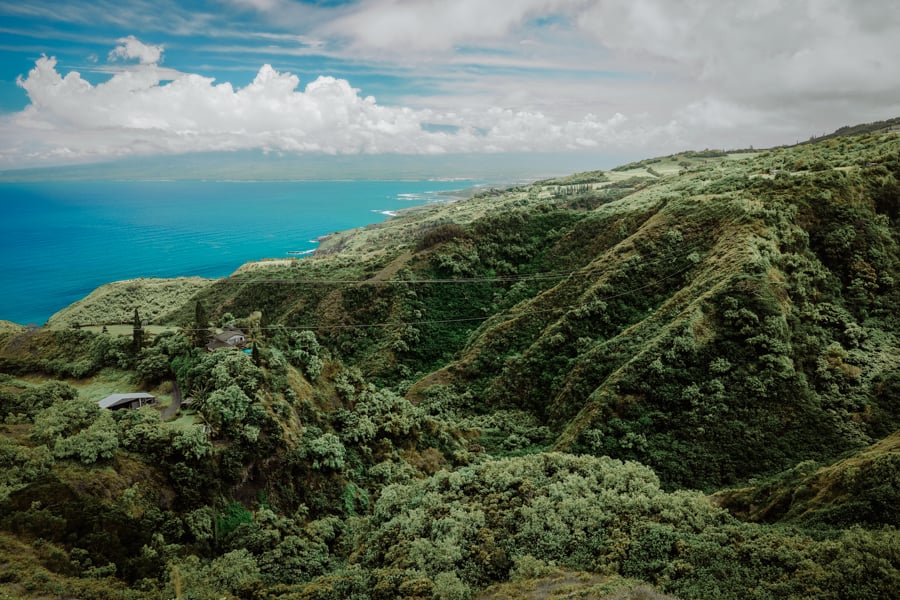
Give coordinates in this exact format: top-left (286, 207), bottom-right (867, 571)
top-left (206, 328), bottom-right (247, 351)
top-left (99, 392), bottom-right (157, 410)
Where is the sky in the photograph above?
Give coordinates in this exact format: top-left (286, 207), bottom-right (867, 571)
top-left (1, 0), bottom-right (899, 171)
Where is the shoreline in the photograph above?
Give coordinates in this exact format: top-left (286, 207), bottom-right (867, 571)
top-left (0, 178), bottom-right (494, 326)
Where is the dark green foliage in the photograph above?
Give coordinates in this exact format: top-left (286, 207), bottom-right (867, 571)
top-left (536, 169), bottom-right (609, 185)
top-left (193, 300), bottom-right (210, 347)
top-left (0, 436), bottom-right (53, 502)
top-left (135, 347), bottom-right (171, 384)
top-left (0, 475), bottom-right (165, 584)
top-left (0, 379), bottom-right (77, 421)
top-left (1, 128), bottom-right (900, 598)
top-left (356, 452), bottom-right (900, 599)
top-left (714, 432), bottom-right (900, 528)
top-left (0, 328), bottom-right (131, 377)
top-left (802, 116), bottom-right (900, 143)
top-left (217, 500), bottom-right (253, 539)
top-left (284, 330), bottom-right (324, 381)
top-left (415, 222), bottom-right (467, 251)
top-left (681, 148), bottom-right (729, 158)
top-left (131, 308), bottom-right (143, 355)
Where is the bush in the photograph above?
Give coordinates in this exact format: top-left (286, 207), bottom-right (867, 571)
top-left (416, 223), bottom-right (467, 251)
top-left (51, 411), bottom-right (119, 464)
top-left (308, 433), bottom-right (346, 471)
top-left (136, 347), bottom-right (172, 384)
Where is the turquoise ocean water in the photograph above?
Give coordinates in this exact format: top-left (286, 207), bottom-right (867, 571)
top-left (0, 180), bottom-right (476, 325)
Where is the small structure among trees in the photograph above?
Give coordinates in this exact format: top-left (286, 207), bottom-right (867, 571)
top-left (98, 392), bottom-right (156, 410)
top-left (206, 327), bottom-right (247, 351)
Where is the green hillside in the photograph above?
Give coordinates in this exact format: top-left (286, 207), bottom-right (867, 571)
top-left (0, 127), bottom-right (898, 598)
top-left (47, 277), bottom-right (214, 329)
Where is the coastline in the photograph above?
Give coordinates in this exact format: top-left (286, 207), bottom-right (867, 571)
top-left (0, 178), bottom-right (492, 326)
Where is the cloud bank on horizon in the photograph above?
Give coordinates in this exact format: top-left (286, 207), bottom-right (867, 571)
top-left (1, 0), bottom-right (898, 167)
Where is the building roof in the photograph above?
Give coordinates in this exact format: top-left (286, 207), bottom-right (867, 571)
top-left (212, 330), bottom-right (245, 342)
top-left (98, 392), bottom-right (156, 409)
top-left (207, 329), bottom-right (247, 350)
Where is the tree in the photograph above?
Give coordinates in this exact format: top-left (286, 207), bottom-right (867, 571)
top-left (1, 380), bottom-right (78, 420)
top-left (194, 300), bottom-right (210, 347)
top-left (171, 425), bottom-right (212, 460)
top-left (136, 347), bottom-right (172, 384)
top-left (201, 385), bottom-right (252, 436)
top-left (31, 396), bottom-right (119, 464)
top-left (290, 331), bottom-right (324, 381)
top-left (132, 307), bottom-right (144, 354)
top-left (0, 437), bottom-right (54, 502)
top-left (259, 310), bottom-right (270, 340)
top-left (31, 395), bottom-right (101, 444)
top-left (308, 433), bottom-right (346, 471)
top-left (53, 411), bottom-right (119, 464)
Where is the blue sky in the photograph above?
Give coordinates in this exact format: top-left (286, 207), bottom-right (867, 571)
top-left (1, 0), bottom-right (898, 170)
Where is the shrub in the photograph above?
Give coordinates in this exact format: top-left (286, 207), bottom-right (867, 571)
top-left (416, 222), bottom-right (467, 251)
top-left (308, 433), bottom-right (346, 471)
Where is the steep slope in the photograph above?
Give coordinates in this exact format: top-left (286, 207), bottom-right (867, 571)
top-left (182, 130), bottom-right (896, 491)
top-left (47, 277), bottom-right (212, 329)
top-left (50, 130), bottom-right (900, 491)
top-left (714, 429), bottom-right (900, 527)
top-left (2, 128), bottom-right (897, 599)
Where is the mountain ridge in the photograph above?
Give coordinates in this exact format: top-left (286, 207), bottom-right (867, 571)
top-left (0, 125), bottom-right (898, 598)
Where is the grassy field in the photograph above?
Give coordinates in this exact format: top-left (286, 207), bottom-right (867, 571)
top-left (16, 368), bottom-right (175, 409)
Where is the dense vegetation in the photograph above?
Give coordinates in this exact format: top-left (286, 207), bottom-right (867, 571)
top-left (0, 126), bottom-right (898, 598)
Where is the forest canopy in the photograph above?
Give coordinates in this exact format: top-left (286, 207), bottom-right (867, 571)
top-left (1, 127), bottom-right (898, 599)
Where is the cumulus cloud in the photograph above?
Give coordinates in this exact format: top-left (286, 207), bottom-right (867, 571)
top-left (4, 1), bottom-right (898, 166)
top-left (108, 35), bottom-right (164, 65)
top-left (2, 45), bottom-right (675, 165)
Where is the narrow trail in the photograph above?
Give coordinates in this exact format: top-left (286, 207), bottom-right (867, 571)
top-left (367, 251), bottom-right (413, 282)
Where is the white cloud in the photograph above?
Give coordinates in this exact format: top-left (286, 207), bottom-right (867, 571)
top-left (318, 0), bottom-right (900, 145)
top-left (575, 0), bottom-right (900, 109)
top-left (326, 0), bottom-right (900, 107)
top-left (2, 48), bottom-right (676, 166)
top-left (323, 0), bottom-right (565, 52)
top-left (0, 1), bottom-right (218, 35)
top-left (4, 1), bottom-right (899, 167)
top-left (225, 0), bottom-right (281, 10)
top-left (108, 35), bottom-right (164, 65)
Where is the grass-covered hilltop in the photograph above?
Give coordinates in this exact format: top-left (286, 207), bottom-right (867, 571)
top-left (1, 123), bottom-right (899, 599)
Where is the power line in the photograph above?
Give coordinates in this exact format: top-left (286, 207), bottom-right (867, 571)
top-left (246, 257), bottom-right (699, 332)
top-left (96, 255), bottom-right (698, 333)
top-left (56, 198), bottom-right (753, 338)
top-left (219, 273), bottom-right (570, 285)
top-left (210, 243), bottom-right (709, 287)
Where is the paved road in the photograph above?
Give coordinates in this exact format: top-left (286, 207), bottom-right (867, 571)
top-left (161, 380), bottom-right (183, 420)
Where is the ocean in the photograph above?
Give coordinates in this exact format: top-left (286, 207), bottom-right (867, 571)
top-left (0, 179), bottom-right (478, 326)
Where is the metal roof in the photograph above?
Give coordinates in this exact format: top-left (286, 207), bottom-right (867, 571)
top-left (213, 330), bottom-right (245, 342)
top-left (98, 392), bottom-right (156, 409)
